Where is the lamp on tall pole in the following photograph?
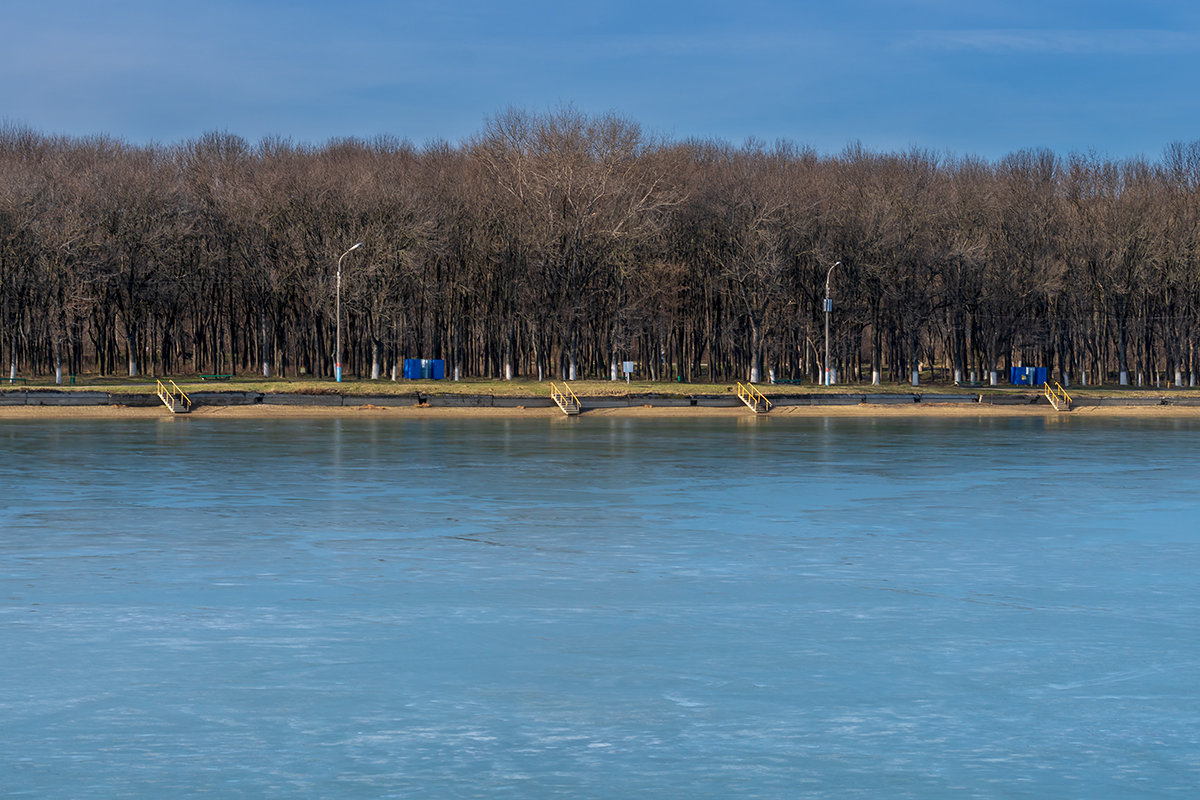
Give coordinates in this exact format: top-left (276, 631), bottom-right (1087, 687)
top-left (335, 242), bottom-right (364, 383)
top-left (824, 260), bottom-right (841, 387)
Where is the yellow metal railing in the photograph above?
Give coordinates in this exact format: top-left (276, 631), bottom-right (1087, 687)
top-left (736, 381), bottom-right (772, 413)
top-left (156, 379), bottom-right (192, 412)
top-left (549, 382), bottom-right (580, 414)
top-left (1044, 380), bottom-right (1072, 411)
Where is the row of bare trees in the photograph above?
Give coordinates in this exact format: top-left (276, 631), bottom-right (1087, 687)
top-left (4, 109), bottom-right (1200, 387)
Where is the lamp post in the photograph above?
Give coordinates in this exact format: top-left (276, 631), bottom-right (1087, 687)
top-left (824, 260), bottom-right (841, 386)
top-left (335, 242), bottom-right (364, 382)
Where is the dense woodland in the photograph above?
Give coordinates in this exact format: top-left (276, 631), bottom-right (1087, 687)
top-left (4, 108), bottom-right (1200, 387)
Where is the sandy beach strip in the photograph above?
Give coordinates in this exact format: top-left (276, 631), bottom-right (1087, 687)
top-left (2, 401), bottom-right (1200, 420)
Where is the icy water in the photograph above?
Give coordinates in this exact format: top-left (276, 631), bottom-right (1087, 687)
top-left (2, 415), bottom-right (1198, 799)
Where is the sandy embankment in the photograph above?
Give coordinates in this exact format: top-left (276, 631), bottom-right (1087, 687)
top-left (2, 401), bottom-right (1199, 420)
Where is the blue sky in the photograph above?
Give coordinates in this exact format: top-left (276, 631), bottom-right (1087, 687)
top-left (4, 0), bottom-right (1198, 160)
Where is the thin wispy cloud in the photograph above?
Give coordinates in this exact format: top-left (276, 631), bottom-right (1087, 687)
top-left (903, 28), bottom-right (1200, 55)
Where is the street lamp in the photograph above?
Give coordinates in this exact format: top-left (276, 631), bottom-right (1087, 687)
top-left (824, 260), bottom-right (841, 386)
top-left (335, 242), bottom-right (364, 382)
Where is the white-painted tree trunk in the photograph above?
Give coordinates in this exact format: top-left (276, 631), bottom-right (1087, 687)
top-left (611, 360), bottom-right (618, 381)
top-left (1120, 371), bottom-right (1128, 385)
top-left (911, 369), bottom-right (920, 386)
top-left (989, 370), bottom-right (998, 386)
top-left (1175, 369), bottom-right (1183, 387)
top-left (872, 368), bottom-right (881, 385)
top-left (505, 361), bottom-right (513, 381)
top-left (768, 368), bottom-right (775, 385)
top-left (261, 314), bottom-right (270, 378)
top-left (750, 366), bottom-right (759, 383)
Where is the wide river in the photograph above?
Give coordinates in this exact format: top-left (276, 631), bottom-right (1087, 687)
top-left (2, 415), bottom-right (1198, 798)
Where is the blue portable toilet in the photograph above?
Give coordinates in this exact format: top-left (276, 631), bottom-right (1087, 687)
top-left (1010, 366), bottom-right (1047, 387)
top-left (403, 358), bottom-right (445, 380)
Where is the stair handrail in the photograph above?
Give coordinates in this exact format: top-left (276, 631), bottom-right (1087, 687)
top-left (156, 379), bottom-right (192, 411)
top-left (170, 379), bottom-right (192, 411)
top-left (736, 381), bottom-right (772, 411)
top-left (1044, 380), bottom-right (1071, 411)
top-left (549, 382), bottom-right (579, 411)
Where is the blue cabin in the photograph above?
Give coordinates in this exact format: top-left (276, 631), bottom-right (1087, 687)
top-left (403, 359), bottom-right (445, 380)
top-left (1010, 366), bottom-right (1047, 387)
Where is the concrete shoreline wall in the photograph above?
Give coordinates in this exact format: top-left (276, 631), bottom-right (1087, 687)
top-left (0, 389), bottom-right (1193, 409)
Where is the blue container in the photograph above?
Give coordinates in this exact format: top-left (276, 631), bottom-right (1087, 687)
top-left (1010, 367), bottom-right (1047, 387)
top-left (403, 358), bottom-right (445, 380)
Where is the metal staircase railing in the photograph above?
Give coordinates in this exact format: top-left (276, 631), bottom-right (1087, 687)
top-left (549, 382), bottom-right (581, 415)
top-left (156, 379), bottom-right (192, 413)
top-left (736, 382), bottom-right (772, 414)
top-left (1044, 380), bottom-right (1072, 411)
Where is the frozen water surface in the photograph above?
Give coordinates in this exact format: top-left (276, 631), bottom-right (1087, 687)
top-left (1, 416), bottom-right (1198, 798)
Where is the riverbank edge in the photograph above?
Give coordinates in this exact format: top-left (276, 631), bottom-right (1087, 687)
top-left (3, 389), bottom-right (1200, 418)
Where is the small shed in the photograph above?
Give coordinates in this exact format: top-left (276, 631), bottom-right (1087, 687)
top-left (1010, 366), bottom-right (1047, 387)
top-left (403, 358), bottom-right (445, 380)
